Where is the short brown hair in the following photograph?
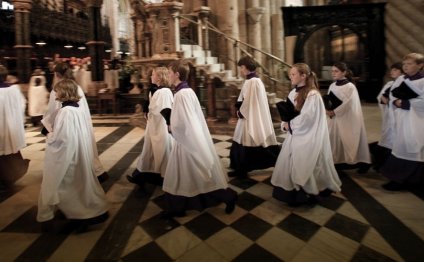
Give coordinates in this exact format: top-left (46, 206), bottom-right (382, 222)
top-left (55, 79), bottom-right (81, 102)
top-left (237, 56), bottom-right (257, 71)
top-left (168, 60), bottom-right (189, 81)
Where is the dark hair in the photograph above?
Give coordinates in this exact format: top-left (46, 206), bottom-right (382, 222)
top-left (0, 65), bottom-right (8, 82)
top-left (54, 62), bottom-right (75, 80)
top-left (333, 62), bottom-right (354, 82)
top-left (168, 60), bottom-right (189, 81)
top-left (291, 63), bottom-right (319, 112)
top-left (237, 56), bottom-right (257, 71)
top-left (390, 62), bottom-right (404, 74)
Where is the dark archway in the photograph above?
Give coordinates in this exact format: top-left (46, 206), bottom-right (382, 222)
top-left (282, 3), bottom-right (386, 101)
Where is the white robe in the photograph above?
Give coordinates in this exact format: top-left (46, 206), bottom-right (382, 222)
top-left (37, 105), bottom-right (108, 222)
top-left (233, 77), bottom-right (278, 147)
top-left (271, 89), bottom-right (341, 194)
top-left (162, 88), bottom-right (228, 197)
top-left (0, 84), bottom-right (26, 155)
top-left (136, 88), bottom-right (174, 175)
top-left (390, 76), bottom-right (424, 162)
top-left (28, 76), bottom-right (49, 117)
top-left (327, 81), bottom-right (371, 164)
top-left (42, 85), bottom-right (106, 176)
top-left (376, 77), bottom-right (403, 149)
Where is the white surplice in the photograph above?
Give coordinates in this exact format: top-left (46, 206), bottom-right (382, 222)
top-left (28, 76), bottom-right (49, 117)
top-left (271, 89), bottom-right (341, 194)
top-left (136, 87), bottom-right (174, 175)
top-left (162, 88), bottom-right (228, 197)
top-left (376, 77), bottom-right (403, 149)
top-left (37, 105), bottom-right (108, 222)
top-left (390, 76), bottom-right (424, 161)
top-left (233, 77), bottom-right (277, 147)
top-left (327, 82), bottom-right (371, 164)
top-left (0, 84), bottom-right (26, 155)
top-left (42, 85), bottom-right (106, 176)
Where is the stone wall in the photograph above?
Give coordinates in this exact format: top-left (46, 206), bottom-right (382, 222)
top-left (385, 0), bottom-right (424, 67)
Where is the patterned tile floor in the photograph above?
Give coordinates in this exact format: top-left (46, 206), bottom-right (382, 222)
top-left (0, 104), bottom-right (423, 261)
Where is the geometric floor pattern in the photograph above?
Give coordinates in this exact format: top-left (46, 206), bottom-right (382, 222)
top-left (1, 105), bottom-right (424, 261)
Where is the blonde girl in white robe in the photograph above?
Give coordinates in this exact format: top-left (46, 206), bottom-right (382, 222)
top-left (126, 67), bottom-right (174, 189)
top-left (326, 62), bottom-right (371, 173)
top-left (41, 62), bottom-right (109, 183)
top-left (37, 79), bottom-right (108, 232)
top-left (271, 63), bottom-right (341, 207)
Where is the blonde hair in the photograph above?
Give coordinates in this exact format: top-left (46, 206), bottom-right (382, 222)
top-left (154, 67), bottom-right (171, 87)
top-left (292, 63), bottom-right (319, 112)
top-left (55, 79), bottom-right (81, 102)
top-left (403, 53), bottom-right (424, 66)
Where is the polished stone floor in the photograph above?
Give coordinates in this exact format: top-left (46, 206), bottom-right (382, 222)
top-left (0, 104), bottom-right (423, 262)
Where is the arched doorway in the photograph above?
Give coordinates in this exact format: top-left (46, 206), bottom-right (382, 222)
top-left (282, 3), bottom-right (386, 101)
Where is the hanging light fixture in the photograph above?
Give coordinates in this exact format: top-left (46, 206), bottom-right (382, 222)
top-left (35, 40), bottom-right (46, 46)
top-left (78, 46), bottom-right (86, 50)
top-left (64, 44), bottom-right (73, 49)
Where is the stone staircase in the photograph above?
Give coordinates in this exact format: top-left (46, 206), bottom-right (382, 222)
top-left (180, 44), bottom-right (283, 120)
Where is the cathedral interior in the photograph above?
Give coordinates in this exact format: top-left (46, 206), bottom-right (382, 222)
top-left (0, 0), bottom-right (423, 261)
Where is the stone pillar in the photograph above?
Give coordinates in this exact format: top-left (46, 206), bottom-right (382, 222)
top-left (86, 0), bottom-right (107, 96)
top-left (260, 0), bottom-right (271, 68)
top-left (206, 77), bottom-right (217, 122)
top-left (247, 0), bottom-right (264, 62)
top-left (12, 0), bottom-right (32, 83)
top-left (146, 1), bottom-right (183, 58)
top-left (215, 0), bottom-right (239, 74)
top-left (195, 6), bottom-right (210, 51)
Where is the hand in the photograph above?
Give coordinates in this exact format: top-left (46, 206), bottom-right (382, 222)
top-left (394, 99), bottom-right (402, 108)
top-left (326, 110), bottom-right (335, 118)
top-left (281, 122), bottom-right (289, 132)
top-left (380, 96), bottom-right (389, 105)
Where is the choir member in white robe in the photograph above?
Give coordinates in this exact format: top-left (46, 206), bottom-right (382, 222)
top-left (0, 66), bottom-right (29, 187)
top-left (127, 67), bottom-right (174, 189)
top-left (271, 63), bottom-right (341, 207)
top-left (381, 53), bottom-right (424, 191)
top-left (37, 79), bottom-right (108, 231)
top-left (28, 75), bottom-right (49, 126)
top-left (229, 56), bottom-right (280, 178)
top-left (41, 62), bottom-right (109, 183)
top-left (326, 62), bottom-right (371, 173)
top-left (372, 62), bottom-right (403, 171)
top-left (161, 61), bottom-right (237, 218)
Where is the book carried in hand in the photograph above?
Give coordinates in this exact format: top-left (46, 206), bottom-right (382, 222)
top-left (391, 81), bottom-right (418, 100)
top-left (322, 91), bottom-right (342, 110)
top-left (276, 98), bottom-right (299, 122)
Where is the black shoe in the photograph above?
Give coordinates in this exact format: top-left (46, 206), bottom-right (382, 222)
top-left (319, 189), bottom-right (333, 197)
top-left (307, 196), bottom-right (319, 206)
top-left (225, 200), bottom-right (236, 214)
top-left (382, 181), bottom-right (404, 191)
top-left (97, 172), bottom-right (109, 183)
top-left (40, 220), bottom-right (55, 233)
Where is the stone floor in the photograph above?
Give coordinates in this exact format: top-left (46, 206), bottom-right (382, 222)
top-left (0, 104), bottom-right (423, 262)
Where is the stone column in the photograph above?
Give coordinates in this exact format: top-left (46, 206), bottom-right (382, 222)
top-left (247, 0), bottom-right (264, 62)
top-left (206, 77), bottom-right (217, 122)
top-left (260, 0), bottom-right (271, 68)
top-left (146, 1), bottom-right (183, 58)
top-left (215, 0), bottom-right (239, 73)
top-left (12, 0), bottom-right (32, 83)
top-left (86, 0), bottom-right (107, 96)
top-left (195, 6), bottom-right (210, 51)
